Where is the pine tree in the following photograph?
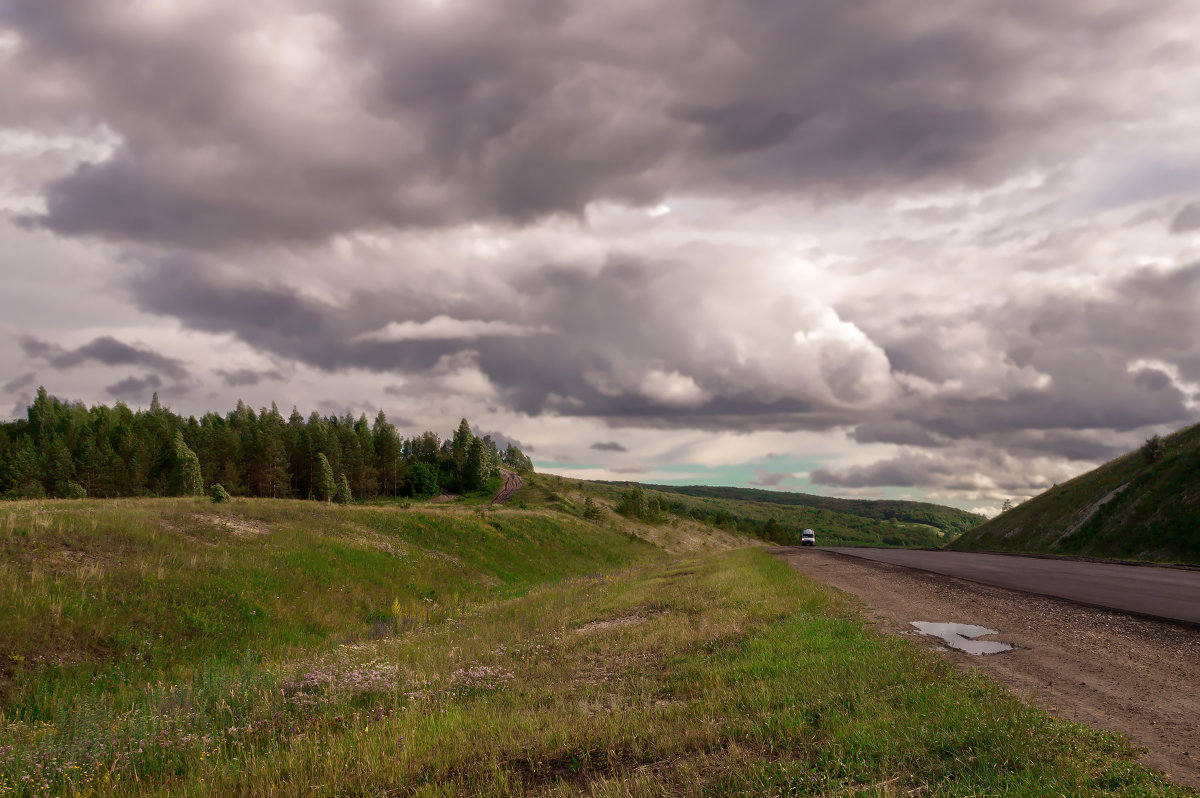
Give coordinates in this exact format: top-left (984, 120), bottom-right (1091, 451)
top-left (373, 409), bottom-right (400, 497)
top-left (354, 413), bottom-right (376, 498)
top-left (334, 473), bottom-right (353, 505)
top-left (501, 443), bottom-right (534, 475)
top-left (0, 391), bottom-right (536, 503)
top-left (169, 432), bottom-right (203, 496)
top-left (451, 418), bottom-right (473, 480)
top-left (582, 496), bottom-right (604, 521)
top-left (1143, 434), bottom-right (1164, 465)
top-left (462, 437), bottom-right (486, 491)
top-left (314, 453), bottom-right (336, 502)
top-left (617, 487), bottom-right (648, 519)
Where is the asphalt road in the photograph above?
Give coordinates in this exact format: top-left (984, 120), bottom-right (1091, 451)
top-left (819, 547), bottom-right (1200, 626)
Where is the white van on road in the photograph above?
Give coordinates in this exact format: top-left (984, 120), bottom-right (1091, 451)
top-left (801, 529), bottom-right (816, 547)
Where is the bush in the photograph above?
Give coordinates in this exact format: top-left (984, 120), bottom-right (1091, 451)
top-left (406, 462), bottom-right (439, 499)
top-left (1143, 434), bottom-right (1164, 465)
top-left (616, 487), bottom-right (648, 519)
top-left (616, 487), bottom-right (666, 523)
top-left (210, 483), bottom-right (232, 503)
top-left (582, 497), bottom-right (605, 521)
top-left (64, 480), bottom-right (87, 499)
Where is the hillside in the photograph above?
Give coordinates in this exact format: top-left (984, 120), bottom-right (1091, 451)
top-left (0, 499), bottom-right (663, 712)
top-left (642, 483), bottom-right (985, 535)
top-left (951, 421), bottom-right (1200, 563)
top-left (0, 498), bottom-right (1183, 796)
top-left (548, 477), bottom-right (984, 548)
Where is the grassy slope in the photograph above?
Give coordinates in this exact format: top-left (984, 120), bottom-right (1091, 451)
top-left (952, 421), bottom-right (1200, 563)
top-left (506, 474), bottom-right (757, 552)
top-left (0, 498), bottom-right (1189, 796)
top-left (641, 484), bottom-right (985, 535)
top-left (547, 476), bottom-right (984, 548)
top-left (0, 498), bottom-right (655, 718)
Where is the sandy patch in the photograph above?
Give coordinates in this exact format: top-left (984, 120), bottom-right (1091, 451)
top-left (191, 513), bottom-right (270, 539)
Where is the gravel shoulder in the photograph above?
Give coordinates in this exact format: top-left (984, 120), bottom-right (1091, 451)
top-left (772, 547), bottom-right (1200, 790)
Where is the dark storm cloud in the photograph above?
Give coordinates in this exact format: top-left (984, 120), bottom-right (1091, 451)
top-left (2, 372), bottom-right (37, 393)
top-left (19, 335), bottom-right (189, 379)
top-left (476, 429), bottom-right (533, 453)
top-left (105, 374), bottom-right (162, 401)
top-left (4, 0), bottom-right (1176, 247)
top-left (214, 368), bottom-right (285, 388)
top-left (820, 262), bottom-right (1200, 491)
top-left (127, 254), bottom-right (867, 427)
top-left (811, 452), bottom-right (955, 489)
top-left (1171, 202), bottom-right (1200, 234)
top-left (852, 419), bottom-right (948, 448)
top-left (316, 398), bottom-right (378, 419)
top-left (128, 250), bottom-right (1200, 453)
top-left (998, 430), bottom-right (1128, 463)
top-left (590, 441), bottom-right (628, 452)
top-left (127, 260), bottom-right (468, 373)
top-left (855, 263), bottom-right (1200, 447)
top-left (810, 442), bottom-right (1079, 500)
top-left (749, 470), bottom-right (793, 487)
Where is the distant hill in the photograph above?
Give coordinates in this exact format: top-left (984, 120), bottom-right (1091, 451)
top-left (583, 480), bottom-right (985, 548)
top-left (642, 484), bottom-right (985, 535)
top-left (951, 421), bottom-right (1200, 563)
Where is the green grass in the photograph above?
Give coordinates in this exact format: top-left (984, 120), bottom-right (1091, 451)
top-left (636, 483), bottom-right (985, 536)
top-left (0, 498), bottom-right (654, 721)
top-left (953, 420), bottom-right (1200, 563)
top-left (552, 476), bottom-right (983, 548)
top-left (0, 501), bottom-right (1189, 796)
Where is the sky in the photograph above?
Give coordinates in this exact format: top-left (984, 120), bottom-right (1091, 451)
top-left (2, 0), bottom-right (1199, 515)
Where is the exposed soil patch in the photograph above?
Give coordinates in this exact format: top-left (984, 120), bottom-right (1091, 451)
top-left (202, 514), bottom-right (270, 539)
top-left (490, 469), bottom-right (524, 505)
top-left (159, 513), bottom-right (271, 541)
top-left (575, 613), bottom-right (655, 636)
top-left (773, 548), bottom-right (1200, 789)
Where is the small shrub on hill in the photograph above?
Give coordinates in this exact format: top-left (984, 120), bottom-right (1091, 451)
top-left (210, 483), bottom-right (232, 503)
top-left (582, 496), bottom-right (605, 521)
top-left (1143, 434), bottom-right (1164, 465)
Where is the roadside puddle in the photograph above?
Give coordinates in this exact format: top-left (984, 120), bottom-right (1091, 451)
top-left (909, 621), bottom-right (1014, 655)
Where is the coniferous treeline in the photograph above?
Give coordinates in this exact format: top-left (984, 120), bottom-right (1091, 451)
top-left (0, 388), bottom-right (534, 501)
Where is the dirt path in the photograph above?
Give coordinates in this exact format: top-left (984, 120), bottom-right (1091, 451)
top-left (490, 469), bottom-right (524, 505)
top-left (772, 548), bottom-right (1200, 790)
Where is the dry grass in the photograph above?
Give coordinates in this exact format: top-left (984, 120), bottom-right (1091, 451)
top-left (0, 500), bottom-right (1189, 797)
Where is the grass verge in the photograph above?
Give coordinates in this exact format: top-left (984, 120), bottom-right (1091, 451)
top-left (0, 498), bottom-right (654, 721)
top-left (0, 537), bottom-right (1188, 796)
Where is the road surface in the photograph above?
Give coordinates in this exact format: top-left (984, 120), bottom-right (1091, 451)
top-left (822, 547), bottom-right (1200, 625)
top-left (774, 548), bottom-right (1200, 788)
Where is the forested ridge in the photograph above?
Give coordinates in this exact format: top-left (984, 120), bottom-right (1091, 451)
top-left (0, 388), bottom-right (533, 501)
top-left (631, 483), bottom-right (985, 536)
